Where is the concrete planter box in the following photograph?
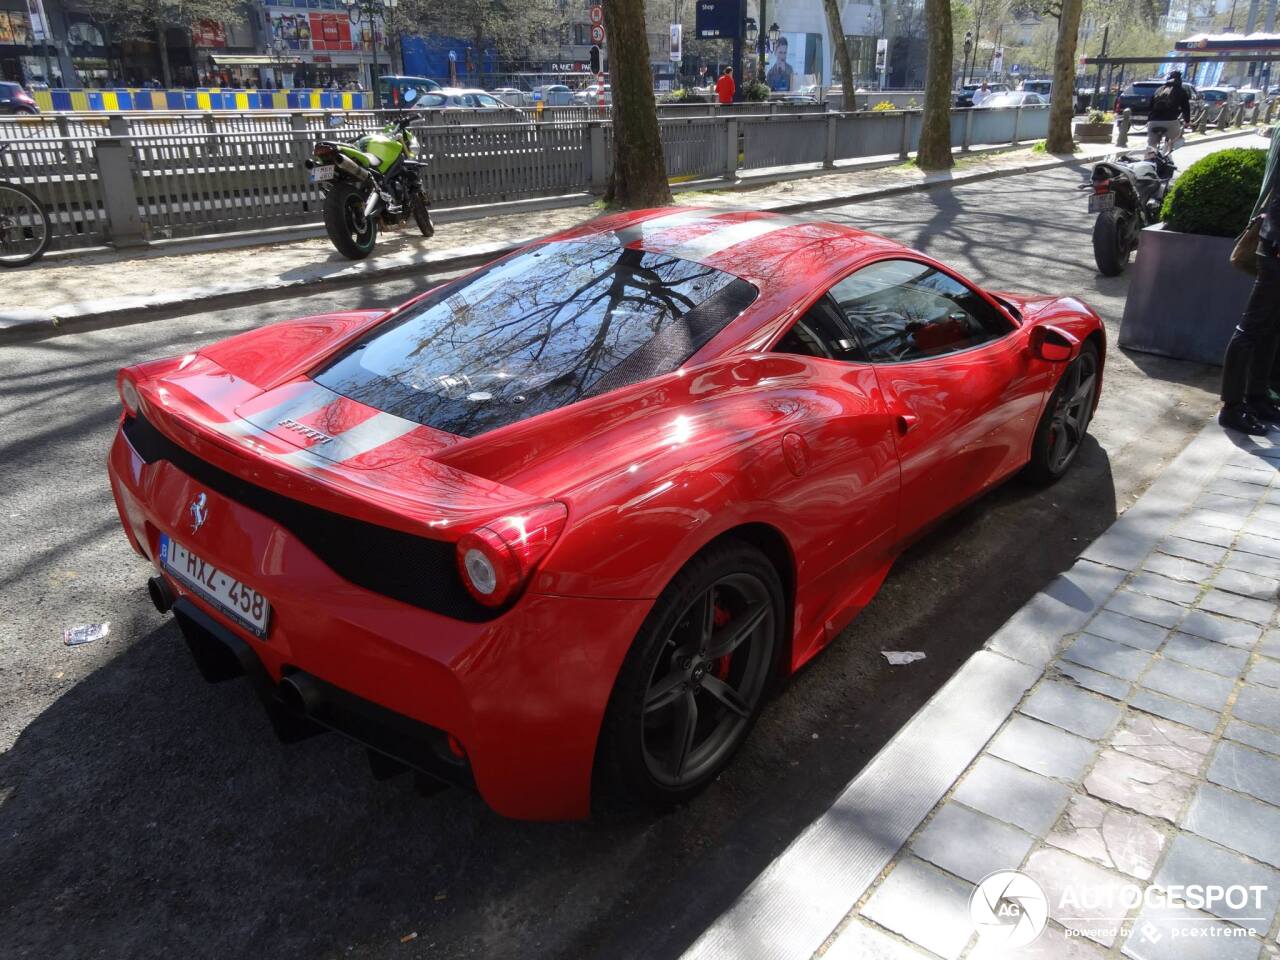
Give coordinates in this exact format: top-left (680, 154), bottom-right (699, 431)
top-left (1119, 224), bottom-right (1253, 365)
top-left (1073, 121), bottom-right (1114, 143)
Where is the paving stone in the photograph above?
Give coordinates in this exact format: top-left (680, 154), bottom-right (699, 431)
top-left (1158, 537), bottom-right (1228, 566)
top-left (969, 924), bottom-right (1107, 959)
top-left (1110, 712), bottom-right (1213, 775)
top-left (1177, 610), bottom-right (1264, 649)
top-left (1225, 549), bottom-right (1280, 580)
top-left (1153, 831), bottom-right (1280, 926)
top-left (1062, 634), bottom-right (1154, 681)
top-left (1219, 465), bottom-right (1274, 486)
top-left (989, 715), bottom-right (1099, 782)
top-left (1213, 568), bottom-right (1280, 604)
top-left (861, 856), bottom-right (975, 960)
top-left (1234, 685), bottom-right (1280, 731)
top-left (953, 755), bottom-right (1072, 836)
top-left (1207, 739), bottom-right (1280, 806)
top-left (824, 918), bottom-right (935, 960)
top-left (1195, 493), bottom-right (1256, 516)
top-left (1225, 719), bottom-right (1280, 757)
top-left (1174, 521), bottom-right (1237, 548)
top-left (1121, 901), bottom-right (1264, 960)
top-left (1207, 476), bottom-right (1267, 500)
top-left (1024, 847), bottom-right (1134, 946)
top-left (1046, 793), bottom-right (1167, 880)
top-left (1263, 628), bottom-right (1280, 658)
top-left (1022, 681), bottom-right (1122, 740)
top-left (1236, 532), bottom-right (1280, 561)
top-left (911, 801), bottom-right (1036, 885)
top-left (1142, 551), bottom-right (1215, 585)
top-left (1129, 689), bottom-right (1220, 734)
top-left (1124, 572), bottom-right (1200, 606)
top-left (1246, 515), bottom-right (1280, 541)
top-left (1104, 592), bottom-right (1187, 629)
top-left (1084, 611), bottom-right (1169, 652)
top-left (1084, 749), bottom-right (1197, 822)
top-left (1253, 502), bottom-right (1280, 525)
top-left (1197, 589), bottom-right (1276, 626)
top-left (1184, 783), bottom-right (1280, 867)
top-left (1161, 632), bottom-right (1251, 678)
top-left (1139, 660), bottom-right (1235, 712)
top-left (1248, 657), bottom-right (1280, 688)
top-left (1186, 509), bottom-right (1248, 532)
top-left (1057, 660), bottom-right (1132, 700)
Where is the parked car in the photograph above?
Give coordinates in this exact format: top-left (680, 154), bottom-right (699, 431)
top-left (530, 83), bottom-right (574, 106)
top-left (378, 75), bottom-right (442, 110)
top-left (108, 208), bottom-right (1104, 820)
top-left (979, 91), bottom-right (1048, 108)
top-left (1239, 87), bottom-right (1262, 107)
top-left (0, 81), bottom-right (39, 115)
top-left (491, 86), bottom-right (530, 107)
top-left (1199, 86), bottom-right (1238, 108)
top-left (1115, 79), bottom-right (1199, 118)
top-left (955, 81), bottom-right (1010, 107)
top-left (411, 88), bottom-right (524, 119)
top-left (772, 93), bottom-right (819, 104)
top-left (1018, 79), bottom-right (1052, 96)
top-left (571, 83), bottom-right (611, 105)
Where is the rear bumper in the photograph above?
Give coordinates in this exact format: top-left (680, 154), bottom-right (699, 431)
top-left (108, 424), bottom-right (652, 820)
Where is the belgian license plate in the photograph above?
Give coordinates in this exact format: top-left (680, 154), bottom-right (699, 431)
top-left (1089, 192), bottom-right (1115, 213)
top-left (160, 534), bottom-right (271, 638)
top-left (309, 164), bottom-right (335, 183)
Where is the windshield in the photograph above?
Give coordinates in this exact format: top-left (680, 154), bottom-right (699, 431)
top-left (315, 240), bottom-right (758, 437)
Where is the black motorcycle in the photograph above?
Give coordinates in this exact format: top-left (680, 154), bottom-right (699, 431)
top-left (1083, 149), bottom-right (1176, 276)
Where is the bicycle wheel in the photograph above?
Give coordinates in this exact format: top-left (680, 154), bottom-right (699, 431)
top-left (0, 181), bottom-right (51, 268)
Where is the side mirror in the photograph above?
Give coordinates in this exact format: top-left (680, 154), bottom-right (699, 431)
top-left (1029, 324), bottom-right (1079, 362)
top-left (403, 87), bottom-right (418, 103)
top-left (326, 114), bottom-right (345, 128)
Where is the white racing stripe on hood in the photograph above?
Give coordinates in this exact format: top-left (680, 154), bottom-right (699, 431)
top-left (276, 411), bottom-right (419, 468)
top-left (233, 382), bottom-right (343, 437)
top-left (656, 217), bottom-right (800, 263)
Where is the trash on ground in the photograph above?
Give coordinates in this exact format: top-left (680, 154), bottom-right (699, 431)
top-left (64, 623), bottom-right (109, 646)
top-left (400, 932), bottom-right (418, 944)
top-left (881, 650), bottom-right (926, 665)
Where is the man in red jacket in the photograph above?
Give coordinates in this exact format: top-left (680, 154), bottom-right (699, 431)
top-left (715, 66), bottom-right (735, 104)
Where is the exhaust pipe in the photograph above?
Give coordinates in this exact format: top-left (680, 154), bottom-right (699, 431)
top-left (279, 671), bottom-right (325, 717)
top-left (334, 154), bottom-right (371, 183)
top-left (147, 575), bottom-right (174, 614)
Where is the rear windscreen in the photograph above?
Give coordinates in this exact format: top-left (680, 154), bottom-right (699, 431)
top-left (315, 239), bottom-right (757, 437)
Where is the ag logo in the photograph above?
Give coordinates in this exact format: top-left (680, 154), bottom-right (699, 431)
top-left (969, 870), bottom-right (1048, 949)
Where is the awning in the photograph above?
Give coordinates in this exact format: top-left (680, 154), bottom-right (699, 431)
top-left (210, 54), bottom-right (298, 66)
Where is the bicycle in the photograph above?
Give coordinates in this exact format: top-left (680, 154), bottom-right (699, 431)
top-left (0, 142), bottom-right (51, 267)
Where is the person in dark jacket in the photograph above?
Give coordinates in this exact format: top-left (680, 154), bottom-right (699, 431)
top-left (1147, 70), bottom-right (1191, 149)
top-left (1220, 124), bottom-right (1280, 435)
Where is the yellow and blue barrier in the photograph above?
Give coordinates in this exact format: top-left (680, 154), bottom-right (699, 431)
top-left (31, 87), bottom-right (371, 113)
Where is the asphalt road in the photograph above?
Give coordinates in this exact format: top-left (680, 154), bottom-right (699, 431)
top-left (0, 138), bottom-right (1238, 960)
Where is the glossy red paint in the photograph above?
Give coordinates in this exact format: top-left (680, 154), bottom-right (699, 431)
top-left (107, 208), bottom-right (1105, 819)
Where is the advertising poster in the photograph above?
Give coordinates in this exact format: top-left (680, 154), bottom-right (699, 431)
top-left (767, 32), bottom-right (822, 91)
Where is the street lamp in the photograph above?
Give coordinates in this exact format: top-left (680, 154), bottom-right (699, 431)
top-left (343, 0), bottom-right (395, 95)
top-left (963, 30), bottom-right (973, 85)
top-left (768, 22), bottom-right (780, 45)
top-left (745, 18), bottom-right (758, 47)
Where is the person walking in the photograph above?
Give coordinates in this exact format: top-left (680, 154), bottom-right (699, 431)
top-left (1147, 70), bottom-right (1191, 150)
top-left (972, 81), bottom-right (992, 107)
top-left (1219, 124), bottom-right (1280, 436)
top-left (715, 66), bottom-right (735, 105)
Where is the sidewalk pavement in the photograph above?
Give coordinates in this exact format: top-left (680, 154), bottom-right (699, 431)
top-left (1, 127), bottom-right (1258, 344)
top-left (684, 420), bottom-right (1280, 960)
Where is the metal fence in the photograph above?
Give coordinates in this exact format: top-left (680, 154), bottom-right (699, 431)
top-left (0, 105), bottom-right (1049, 253)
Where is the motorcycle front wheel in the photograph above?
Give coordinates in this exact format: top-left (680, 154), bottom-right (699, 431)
top-left (1092, 208), bottom-right (1133, 277)
top-left (323, 181), bottom-right (378, 260)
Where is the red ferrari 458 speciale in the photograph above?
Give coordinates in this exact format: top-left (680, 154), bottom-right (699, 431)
top-left (108, 208), bottom-right (1104, 820)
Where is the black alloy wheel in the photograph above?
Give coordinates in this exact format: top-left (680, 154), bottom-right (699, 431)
top-left (1025, 342), bottom-right (1100, 484)
top-left (322, 180), bottom-right (378, 260)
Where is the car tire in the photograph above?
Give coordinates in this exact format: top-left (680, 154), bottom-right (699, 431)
top-left (594, 539), bottom-right (784, 814)
top-left (323, 181), bottom-right (378, 260)
top-left (1023, 341), bottom-right (1100, 485)
top-left (1092, 208), bottom-right (1130, 276)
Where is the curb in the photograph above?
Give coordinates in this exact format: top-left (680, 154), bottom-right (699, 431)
top-left (0, 128), bottom-right (1256, 345)
top-left (678, 419), bottom-right (1232, 960)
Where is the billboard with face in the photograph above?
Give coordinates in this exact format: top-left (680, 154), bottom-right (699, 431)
top-left (767, 32), bottom-right (823, 91)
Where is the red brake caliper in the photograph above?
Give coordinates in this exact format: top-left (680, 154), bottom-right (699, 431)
top-left (712, 602), bottom-right (732, 680)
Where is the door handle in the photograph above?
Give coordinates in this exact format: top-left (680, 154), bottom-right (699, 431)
top-left (897, 413), bottom-right (919, 434)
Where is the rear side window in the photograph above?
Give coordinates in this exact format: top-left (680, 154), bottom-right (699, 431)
top-left (316, 240), bottom-right (757, 437)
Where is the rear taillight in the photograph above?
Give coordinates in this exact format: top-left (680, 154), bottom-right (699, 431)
top-left (15, 92), bottom-right (33, 104)
top-left (456, 501), bottom-right (568, 607)
top-left (118, 373), bottom-right (140, 415)
top-left (1093, 178), bottom-right (1111, 194)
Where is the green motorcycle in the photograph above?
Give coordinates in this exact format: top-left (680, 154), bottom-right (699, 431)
top-left (305, 98), bottom-right (434, 260)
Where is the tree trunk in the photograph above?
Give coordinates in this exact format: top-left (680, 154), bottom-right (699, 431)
top-left (822, 0), bottom-right (855, 102)
top-left (156, 24), bottom-right (172, 88)
top-left (916, 0), bottom-right (954, 169)
top-left (1046, 0), bottom-right (1082, 152)
top-left (603, 0), bottom-right (672, 207)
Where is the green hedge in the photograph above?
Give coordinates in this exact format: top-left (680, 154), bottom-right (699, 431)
top-left (1160, 147), bottom-right (1267, 238)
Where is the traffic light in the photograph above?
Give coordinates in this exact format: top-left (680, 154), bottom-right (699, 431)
top-left (590, 45), bottom-right (601, 75)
